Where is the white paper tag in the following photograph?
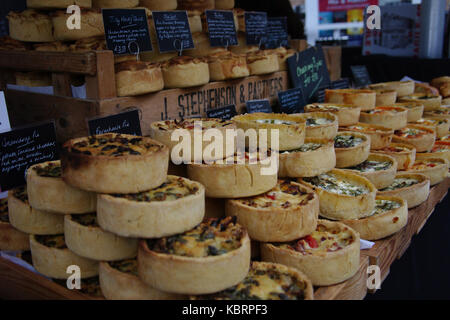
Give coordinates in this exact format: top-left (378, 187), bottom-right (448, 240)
top-left (360, 239), bottom-right (375, 250)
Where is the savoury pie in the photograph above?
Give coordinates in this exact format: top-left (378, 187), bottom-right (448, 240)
top-left (372, 143), bottom-right (416, 171)
top-left (0, 198), bottom-right (30, 251)
top-left (374, 90), bottom-right (397, 106)
top-left (399, 93), bottom-right (442, 111)
top-left (325, 89), bottom-right (376, 111)
top-left (343, 123), bottom-right (393, 150)
top-left (360, 106), bottom-right (408, 130)
top-left (394, 102), bottom-right (424, 123)
top-left (423, 107), bottom-right (450, 120)
top-left (378, 173), bottom-right (430, 208)
top-left (207, 52), bottom-right (250, 81)
top-left (246, 50), bottom-right (280, 75)
top-left (406, 158), bottom-right (448, 186)
top-left (334, 132), bottom-right (370, 168)
top-left (26, 0), bottom-right (92, 9)
top-left (115, 61), bottom-right (164, 97)
top-left (161, 56), bottom-right (210, 89)
top-left (369, 81), bottom-right (415, 97)
top-left (52, 9), bottom-right (104, 41)
top-left (392, 125), bottom-right (436, 153)
top-left (295, 112), bottom-right (338, 140)
top-left (92, 0), bottom-right (138, 8)
top-left (7, 10), bottom-right (54, 42)
top-left (413, 118), bottom-right (450, 139)
top-left (416, 141), bottom-right (450, 163)
top-left (139, 0), bottom-right (177, 10)
top-left (304, 103), bottom-right (361, 126)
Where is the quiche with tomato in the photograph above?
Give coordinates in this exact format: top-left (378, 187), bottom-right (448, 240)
top-left (416, 141), bottom-right (450, 163)
top-left (413, 118), bottom-right (450, 139)
top-left (343, 123), bottom-right (393, 150)
top-left (0, 198), bottom-right (29, 251)
top-left (392, 125), bottom-right (436, 152)
top-left (378, 173), bottom-right (430, 208)
top-left (394, 102), bottom-right (424, 123)
top-left (138, 217), bottom-right (251, 295)
top-left (325, 89), bottom-right (376, 111)
top-left (61, 133), bottom-right (169, 194)
top-left (334, 132), bottom-right (370, 168)
top-left (225, 180), bottom-right (319, 242)
top-left (369, 80), bottom-right (415, 97)
top-left (295, 112), bottom-right (338, 140)
top-left (261, 220), bottom-right (360, 286)
top-left (399, 93), bottom-right (442, 111)
top-left (372, 143), bottom-right (416, 170)
top-left (360, 106), bottom-right (408, 130)
top-left (97, 175), bottom-right (205, 238)
top-left (304, 103), bottom-right (361, 126)
top-left (406, 158), bottom-right (448, 186)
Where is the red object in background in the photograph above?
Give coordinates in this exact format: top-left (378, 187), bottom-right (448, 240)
top-left (319, 0), bottom-right (378, 12)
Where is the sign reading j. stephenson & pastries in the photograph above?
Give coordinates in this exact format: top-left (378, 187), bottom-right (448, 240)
top-left (0, 122), bottom-right (58, 191)
top-left (88, 109), bottom-right (142, 136)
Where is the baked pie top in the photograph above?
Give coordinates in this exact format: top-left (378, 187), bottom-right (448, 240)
top-left (109, 258), bottom-right (138, 276)
top-left (32, 161), bottom-right (61, 178)
top-left (347, 159), bottom-right (393, 173)
top-left (394, 127), bottom-right (429, 138)
top-left (35, 234), bottom-right (67, 249)
top-left (283, 142), bottom-right (323, 153)
top-left (380, 177), bottom-right (420, 191)
top-left (302, 173), bottom-right (369, 196)
top-left (153, 118), bottom-right (233, 130)
top-left (334, 134), bottom-right (364, 148)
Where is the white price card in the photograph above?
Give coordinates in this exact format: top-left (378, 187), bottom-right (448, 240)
top-left (0, 91), bottom-right (11, 197)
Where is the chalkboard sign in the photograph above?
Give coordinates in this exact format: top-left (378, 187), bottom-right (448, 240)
top-left (278, 87), bottom-right (306, 114)
top-left (245, 12), bottom-right (268, 46)
top-left (205, 10), bottom-right (238, 48)
top-left (88, 109), bottom-right (142, 136)
top-left (102, 9), bottom-right (152, 55)
top-left (266, 17), bottom-right (288, 49)
top-left (351, 65), bottom-right (372, 88)
top-left (206, 105), bottom-right (237, 120)
top-left (246, 99), bottom-right (272, 114)
top-left (331, 78), bottom-right (350, 89)
top-left (0, 122), bottom-right (58, 191)
top-left (287, 45), bottom-right (331, 104)
top-left (152, 11), bottom-right (194, 53)
top-left (314, 85), bottom-right (331, 103)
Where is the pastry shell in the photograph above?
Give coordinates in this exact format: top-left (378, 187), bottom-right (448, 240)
top-left (0, 198), bottom-right (30, 251)
top-left (423, 107), bottom-right (450, 120)
top-left (416, 141), bottom-right (450, 163)
top-left (377, 173), bottom-right (430, 208)
top-left (399, 94), bottom-right (442, 111)
top-left (304, 103), bottom-right (361, 126)
top-left (325, 89), bottom-right (376, 111)
top-left (406, 158), bottom-right (448, 186)
top-left (359, 106), bottom-right (408, 130)
top-left (374, 90), bottom-right (397, 106)
top-left (372, 143), bottom-right (416, 170)
top-left (295, 112), bottom-right (338, 140)
top-left (392, 125), bottom-right (436, 153)
top-left (394, 102), bottom-right (424, 122)
top-left (342, 122), bottom-right (393, 150)
top-left (334, 131), bottom-right (371, 168)
top-left (414, 117), bottom-right (450, 139)
top-left (369, 81), bottom-right (415, 97)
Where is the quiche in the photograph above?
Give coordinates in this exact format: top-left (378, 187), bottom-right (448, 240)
top-left (295, 112), bottom-right (338, 140)
top-left (334, 132), bottom-right (370, 168)
top-left (372, 143), bottom-right (416, 170)
top-left (278, 138), bottom-right (336, 178)
top-left (369, 80), bottom-right (415, 97)
top-left (64, 213), bottom-right (138, 261)
top-left (8, 186), bottom-right (64, 235)
top-left (423, 107), bottom-right (450, 120)
top-left (373, 89), bottom-right (397, 106)
top-left (30, 234), bottom-right (98, 279)
top-left (97, 175), bottom-right (205, 238)
top-left (413, 118), bottom-right (450, 138)
top-left (378, 173), bottom-right (430, 208)
top-left (299, 169), bottom-right (376, 220)
top-left (304, 103), bottom-right (361, 126)
top-left (392, 125), bottom-right (436, 152)
top-left (186, 151), bottom-right (277, 198)
top-left (99, 258), bottom-right (183, 300)
top-left (343, 122), bottom-right (393, 150)
top-left (138, 217), bottom-right (251, 295)
top-left (399, 93), bottom-right (442, 111)
top-left (27, 160), bottom-right (96, 214)
top-left (394, 102), bottom-right (424, 122)
top-left (149, 118), bottom-right (236, 163)
top-left (192, 261), bottom-right (314, 300)
top-left (343, 153), bottom-right (398, 189)
top-left (342, 196), bottom-right (407, 241)
top-left (261, 220), bottom-right (360, 286)
top-left (325, 89), bottom-right (376, 111)
top-left (360, 106), bottom-right (408, 130)
top-left (0, 198), bottom-right (30, 251)
top-left (406, 158), bottom-right (448, 186)
top-left (225, 180), bottom-right (319, 242)
top-left (61, 133), bottom-right (169, 194)
top-left (416, 141), bottom-right (450, 163)
top-left (232, 113), bottom-right (306, 151)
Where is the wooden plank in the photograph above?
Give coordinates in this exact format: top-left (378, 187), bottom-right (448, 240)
top-left (0, 51), bottom-right (98, 75)
top-left (52, 73), bottom-right (73, 97)
top-left (86, 51), bottom-right (117, 100)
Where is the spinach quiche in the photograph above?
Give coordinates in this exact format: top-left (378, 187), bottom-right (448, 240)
top-left (97, 175), bottom-right (205, 238)
top-left (343, 122), bottom-right (393, 150)
top-left (149, 118), bottom-right (236, 162)
top-left (192, 261), bottom-right (314, 300)
top-left (30, 234), bottom-right (98, 279)
top-left (341, 196), bottom-right (408, 241)
top-left (369, 80), bottom-right (415, 97)
top-left (372, 143), bottom-right (416, 170)
top-left (299, 169), bottom-right (376, 220)
top-left (343, 153), bottom-right (398, 189)
top-left (373, 89), bottom-right (397, 106)
top-left (27, 160), bottom-right (96, 214)
top-left (325, 89), bottom-right (376, 111)
top-left (8, 186), bottom-right (64, 235)
top-left (99, 259), bottom-right (183, 300)
top-left (278, 138), bottom-right (336, 178)
top-left (304, 103), bottom-right (361, 126)
top-left (394, 102), bottom-right (424, 123)
top-left (61, 133), bottom-right (169, 194)
top-left (423, 107), bottom-right (450, 120)
top-left (416, 141), bottom-right (450, 163)
top-left (138, 217), bottom-right (251, 295)
top-left (261, 219), bottom-right (360, 286)
top-left (334, 131), bottom-right (370, 168)
top-left (232, 113), bottom-right (306, 151)
top-left (0, 197), bottom-right (30, 251)
top-left (406, 158), bottom-right (448, 186)
top-left (225, 180), bottom-right (319, 242)
top-left (392, 125), bottom-right (436, 153)
top-left (64, 213), bottom-right (138, 261)
top-left (360, 106), bottom-right (408, 130)
top-left (295, 112), bottom-right (338, 140)
top-left (413, 118), bottom-right (450, 139)
top-left (399, 93), bottom-right (442, 111)
top-left (378, 173), bottom-right (430, 208)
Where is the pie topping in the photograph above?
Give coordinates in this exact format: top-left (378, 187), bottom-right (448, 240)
top-left (12, 186), bottom-right (28, 204)
top-left (410, 160), bottom-right (443, 170)
top-left (370, 199), bottom-right (401, 216)
top-left (305, 117), bottom-right (333, 127)
top-left (0, 198), bottom-right (8, 223)
top-left (71, 213), bottom-right (98, 227)
top-left (253, 119), bottom-right (297, 125)
top-left (35, 234), bottom-right (67, 249)
top-left (394, 127), bottom-right (426, 138)
top-left (284, 143), bottom-right (322, 153)
top-left (109, 258), bottom-right (138, 276)
top-left (380, 177), bottom-right (420, 191)
top-left (334, 134), bottom-right (364, 148)
top-left (154, 118), bottom-right (233, 130)
top-left (347, 159), bottom-right (392, 172)
top-left (33, 161), bottom-right (61, 178)
top-left (303, 173), bottom-right (369, 196)
top-left (415, 119), bottom-right (446, 126)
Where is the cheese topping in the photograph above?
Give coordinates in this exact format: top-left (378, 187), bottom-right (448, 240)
top-left (71, 213), bottom-right (98, 227)
top-left (0, 198), bottom-right (8, 223)
top-left (33, 161), bottom-right (61, 178)
top-left (109, 258), bottom-right (138, 276)
top-left (305, 117), bottom-right (333, 126)
top-left (395, 127), bottom-right (426, 138)
top-left (371, 199), bottom-right (401, 216)
top-left (415, 119), bottom-right (446, 126)
top-left (254, 119), bottom-right (297, 125)
top-left (154, 118), bottom-right (233, 130)
top-left (35, 234), bottom-right (67, 249)
top-left (347, 160), bottom-right (392, 173)
top-left (381, 177), bottom-right (419, 191)
top-left (303, 173), bottom-right (369, 196)
top-left (334, 134), bottom-right (364, 148)
top-left (411, 160), bottom-right (442, 170)
top-left (284, 143), bottom-right (322, 153)
top-left (347, 125), bottom-right (379, 132)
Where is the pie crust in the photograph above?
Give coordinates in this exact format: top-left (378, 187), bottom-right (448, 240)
top-left (431, 76), bottom-right (450, 89)
top-left (414, 117), bottom-right (450, 139)
top-left (399, 94), bottom-right (442, 111)
top-left (0, 198), bottom-right (30, 251)
top-left (394, 102), bottom-right (424, 122)
top-left (61, 133), bottom-right (169, 194)
top-left (161, 56), bottom-right (210, 89)
top-left (207, 52), bottom-right (249, 81)
top-left (185, 32), bottom-right (227, 58)
top-left (261, 219), bottom-right (360, 286)
top-left (295, 112), bottom-right (338, 140)
top-left (246, 50), bottom-right (280, 75)
top-left (334, 131), bottom-right (370, 168)
top-left (343, 122), bottom-right (393, 150)
top-left (298, 169), bottom-right (376, 220)
top-left (369, 81), bottom-right (415, 97)
top-left (325, 89), bottom-right (376, 111)
top-left (215, 0), bottom-right (235, 9)
top-left (178, 0), bottom-right (214, 10)
top-left (359, 106), bottom-right (408, 130)
top-left (377, 173), bottom-right (430, 208)
top-left (225, 180), bottom-right (319, 242)
top-left (374, 90), bottom-right (397, 106)
top-left (115, 61), bottom-right (164, 97)
top-left (416, 141), bottom-right (450, 163)
top-left (7, 10), bottom-right (54, 42)
top-left (97, 175), bottom-right (205, 238)
top-left (392, 125), bottom-right (436, 152)
top-left (406, 158), bottom-right (448, 186)
top-left (52, 9), bottom-right (104, 41)
top-left (304, 103), bottom-right (361, 126)
top-left (372, 143), bottom-right (416, 170)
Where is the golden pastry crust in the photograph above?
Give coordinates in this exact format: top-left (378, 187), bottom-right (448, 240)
top-left (161, 56), bottom-right (210, 88)
top-left (140, 0), bottom-right (177, 10)
top-left (343, 123), bottom-right (393, 150)
top-left (97, 176), bottom-right (205, 238)
top-left (414, 117), bottom-right (450, 139)
top-left (246, 50), bottom-right (280, 75)
top-left (52, 9), bottom-right (104, 41)
top-left (187, 10), bottom-right (203, 33)
top-left (325, 89), bottom-right (376, 111)
top-left (115, 61), bottom-right (164, 96)
top-left (415, 82), bottom-right (440, 96)
top-left (207, 52), bottom-right (249, 81)
top-left (399, 93), bottom-right (442, 111)
top-left (372, 143), bottom-right (416, 170)
top-left (61, 133), bottom-right (169, 194)
top-left (92, 0), bottom-right (139, 8)
top-left (334, 131), bottom-right (371, 168)
top-left (299, 169), bottom-right (376, 220)
top-left (27, 0), bottom-right (92, 9)
top-left (261, 220), bottom-right (360, 286)
top-left (416, 141), bottom-right (450, 163)
top-left (267, 47), bottom-right (295, 71)
top-left (295, 112), bottom-right (338, 140)
top-left (341, 196), bottom-right (408, 241)
top-left (377, 173), bottom-right (430, 208)
top-left (304, 103), bottom-right (361, 126)
top-left (360, 106), bottom-right (408, 130)
top-left (215, 0), bottom-right (235, 9)
top-left (394, 102), bottom-right (424, 123)
top-left (406, 158), bottom-right (448, 186)
top-left (0, 198), bottom-right (30, 251)
top-left (369, 81), bottom-right (415, 97)
top-left (8, 10), bottom-right (55, 42)
top-left (374, 90), bottom-right (397, 106)
top-left (392, 125), bottom-right (436, 153)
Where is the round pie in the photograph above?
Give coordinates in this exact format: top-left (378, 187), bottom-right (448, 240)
top-left (178, 0), bottom-right (214, 10)
top-left (372, 143), bottom-right (416, 170)
top-left (360, 106), bottom-right (408, 130)
top-left (406, 158), bottom-right (448, 186)
top-left (115, 61), bottom-right (164, 97)
top-left (394, 102), bottom-right (424, 122)
top-left (138, 217), bottom-right (251, 295)
top-left (392, 125), bottom-right (436, 153)
top-left (295, 112), bottom-right (338, 140)
top-left (0, 198), bottom-right (30, 251)
top-left (416, 141), bottom-right (450, 163)
top-left (378, 173), bottom-right (430, 208)
top-left (261, 220), bottom-right (360, 286)
top-left (97, 175), bottom-right (205, 238)
top-left (61, 133), bottom-right (169, 194)
top-left (343, 123), bottom-right (393, 150)
top-left (369, 81), bottom-right (415, 97)
top-left (230, 31), bottom-right (258, 54)
top-left (431, 76), bottom-right (450, 89)
top-left (341, 196), bottom-right (408, 240)
top-left (246, 50), bottom-right (280, 75)
top-left (325, 89), bottom-right (376, 111)
top-left (161, 56), bottom-right (210, 89)
top-left (225, 180), bottom-right (319, 242)
top-left (207, 52), bottom-right (249, 81)
top-left (7, 10), bottom-right (55, 42)
top-left (413, 118), bottom-right (450, 139)
top-left (299, 169), bottom-right (376, 220)
top-left (399, 93), bottom-right (442, 111)
top-left (27, 160), bottom-right (96, 214)
top-left (374, 90), bottom-right (397, 106)
top-left (304, 103), bottom-right (361, 126)
top-left (423, 107), bottom-right (450, 120)
top-left (278, 138), bottom-right (336, 178)
top-left (334, 131), bottom-right (370, 168)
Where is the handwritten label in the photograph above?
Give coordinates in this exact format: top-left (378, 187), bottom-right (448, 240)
top-left (88, 109), bottom-right (142, 136)
top-left (152, 11), bottom-right (194, 53)
top-left (205, 10), bottom-right (238, 48)
top-left (245, 12), bottom-right (268, 45)
top-left (0, 122), bottom-right (58, 191)
top-left (102, 9), bottom-right (152, 55)
top-left (206, 105), bottom-right (237, 120)
top-left (351, 65), bottom-right (372, 88)
top-left (246, 99), bottom-right (272, 114)
top-left (287, 45), bottom-right (330, 104)
top-left (278, 88), bottom-right (306, 114)
top-left (266, 17), bottom-right (288, 49)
